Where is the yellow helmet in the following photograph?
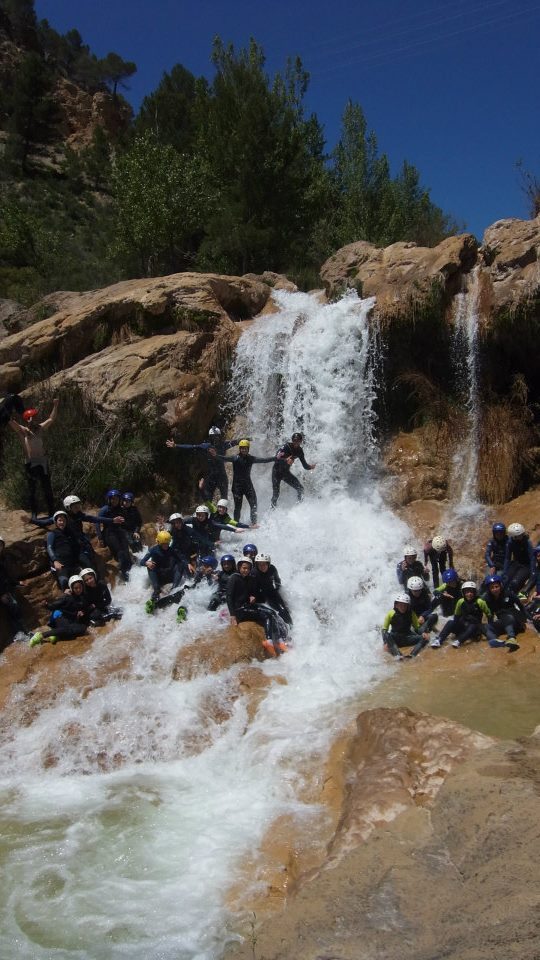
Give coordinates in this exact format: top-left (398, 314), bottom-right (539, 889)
top-left (156, 530), bottom-right (172, 545)
top-left (239, 439), bottom-right (250, 449)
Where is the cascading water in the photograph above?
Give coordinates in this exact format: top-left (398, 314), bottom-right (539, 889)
top-left (449, 266), bottom-right (482, 513)
top-left (0, 290), bottom-right (410, 960)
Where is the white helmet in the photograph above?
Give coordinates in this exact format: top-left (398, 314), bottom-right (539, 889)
top-left (195, 505), bottom-right (210, 516)
top-left (208, 426), bottom-right (221, 436)
top-left (462, 581), bottom-right (477, 591)
top-left (238, 556), bottom-right (253, 567)
top-left (217, 499), bottom-right (229, 509)
top-left (68, 575), bottom-right (84, 588)
top-left (394, 593), bottom-right (411, 605)
top-left (53, 510), bottom-right (68, 521)
top-left (403, 544), bottom-right (417, 557)
top-left (507, 522), bottom-right (525, 538)
top-left (431, 535), bottom-right (446, 552)
top-left (168, 513), bottom-right (183, 522)
top-left (407, 576), bottom-right (424, 591)
top-left (80, 568), bottom-right (96, 579)
top-left (255, 552), bottom-right (271, 564)
top-left (63, 495), bottom-right (81, 510)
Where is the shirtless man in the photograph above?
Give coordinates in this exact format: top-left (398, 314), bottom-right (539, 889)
top-left (10, 399), bottom-right (59, 517)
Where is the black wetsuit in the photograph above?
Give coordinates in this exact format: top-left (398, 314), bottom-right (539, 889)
top-left (423, 541), bottom-right (454, 588)
top-left (252, 564), bottom-right (292, 625)
top-left (407, 585), bottom-right (437, 630)
top-left (121, 504), bottom-right (143, 551)
top-left (44, 592), bottom-right (92, 640)
top-left (208, 568), bottom-right (235, 611)
top-left (396, 559), bottom-right (427, 586)
top-left (271, 442), bottom-right (313, 507)
top-left (219, 452), bottom-right (276, 524)
top-left (140, 544), bottom-right (186, 596)
top-left (97, 505), bottom-right (132, 579)
top-left (46, 527), bottom-right (84, 589)
top-left (483, 588), bottom-right (527, 643)
top-left (503, 537), bottom-right (535, 592)
top-left (226, 572), bottom-right (287, 642)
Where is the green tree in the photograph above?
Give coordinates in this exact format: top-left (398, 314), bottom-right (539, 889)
top-left (98, 51), bottom-right (137, 99)
top-left (111, 132), bottom-right (212, 276)
top-left (1, 0), bottom-right (39, 48)
top-left (194, 38), bottom-right (327, 274)
top-left (135, 63), bottom-right (198, 152)
top-left (5, 50), bottom-right (57, 168)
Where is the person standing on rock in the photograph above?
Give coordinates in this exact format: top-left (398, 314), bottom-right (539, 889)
top-left (9, 399), bottom-right (58, 518)
top-left (166, 427), bottom-right (248, 501)
top-left (271, 432), bottom-right (316, 508)
top-left (210, 440), bottom-right (277, 525)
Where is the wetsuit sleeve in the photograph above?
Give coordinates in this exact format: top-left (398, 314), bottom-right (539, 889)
top-left (484, 539), bottom-right (493, 566)
top-left (296, 449), bottom-right (311, 470)
top-left (30, 515), bottom-right (53, 528)
top-left (503, 542), bottom-right (511, 575)
top-left (527, 541), bottom-right (535, 576)
top-left (95, 506), bottom-right (109, 539)
top-left (447, 543), bottom-right (454, 566)
top-left (46, 531), bottom-right (57, 563)
top-left (396, 561), bottom-right (405, 585)
top-left (382, 611), bottom-right (394, 631)
top-left (139, 550), bottom-right (152, 566)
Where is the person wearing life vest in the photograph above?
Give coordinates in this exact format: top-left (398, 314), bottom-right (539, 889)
top-left (381, 593), bottom-right (430, 659)
top-left (436, 582), bottom-right (491, 648)
top-left (271, 432), bottom-right (316, 508)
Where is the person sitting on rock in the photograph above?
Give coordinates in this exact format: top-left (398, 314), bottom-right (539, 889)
top-left (252, 552), bottom-right (292, 625)
top-left (184, 504), bottom-right (238, 555)
top-left (208, 498), bottom-right (251, 529)
top-left (430, 568), bottom-right (463, 618)
top-left (167, 513), bottom-right (197, 578)
top-left (482, 574), bottom-right (526, 652)
top-left (396, 544), bottom-right (429, 586)
top-left (208, 554), bottom-right (236, 611)
top-left (423, 535), bottom-right (453, 588)
top-left (96, 489), bottom-right (132, 583)
top-left (29, 575), bottom-right (93, 647)
top-left (31, 494), bottom-right (111, 569)
top-left (140, 530), bottom-right (186, 603)
top-left (9, 399), bottom-right (59, 518)
top-left (503, 523), bottom-right (535, 593)
top-left (436, 582), bottom-right (491, 648)
top-left (0, 534), bottom-right (29, 643)
top-left (226, 557), bottom-right (289, 657)
top-left (80, 567), bottom-right (122, 624)
top-left (406, 575), bottom-right (437, 632)
top-left (381, 592), bottom-right (430, 659)
top-left (47, 510), bottom-right (87, 591)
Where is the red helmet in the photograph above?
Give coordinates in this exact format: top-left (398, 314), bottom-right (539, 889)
top-left (23, 408), bottom-right (38, 422)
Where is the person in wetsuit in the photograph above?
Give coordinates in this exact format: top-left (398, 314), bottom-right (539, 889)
top-left (211, 440), bottom-right (277, 525)
top-left (208, 554), bottom-right (236, 611)
top-left (436, 582), bottom-right (491, 648)
top-left (381, 593), bottom-right (430, 659)
top-left (226, 558), bottom-right (288, 656)
top-left (121, 492), bottom-right (143, 553)
top-left (271, 432), bottom-right (316, 508)
top-left (96, 489), bottom-right (132, 582)
top-left (46, 511), bottom-right (87, 590)
top-left (29, 575), bottom-right (93, 646)
top-left (503, 522), bottom-right (535, 593)
top-left (482, 574), bottom-right (526, 651)
top-left (166, 427), bottom-right (248, 501)
top-left (423, 535), bottom-right (454, 588)
top-left (80, 567), bottom-right (122, 624)
top-left (396, 544), bottom-right (429, 586)
top-left (140, 530), bottom-right (187, 602)
top-left (252, 552), bottom-right (292, 625)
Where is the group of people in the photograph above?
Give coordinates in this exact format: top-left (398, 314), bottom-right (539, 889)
top-left (384, 523), bottom-right (540, 659)
top-left (1, 408), bottom-right (311, 657)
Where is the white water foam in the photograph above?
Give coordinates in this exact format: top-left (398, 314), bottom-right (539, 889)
top-left (0, 290), bottom-right (411, 959)
top-left (449, 267), bottom-right (482, 517)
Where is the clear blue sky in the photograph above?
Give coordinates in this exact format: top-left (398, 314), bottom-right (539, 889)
top-left (35, 0), bottom-right (540, 239)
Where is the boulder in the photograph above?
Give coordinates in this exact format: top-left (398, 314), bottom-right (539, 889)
top-left (482, 214), bottom-right (540, 313)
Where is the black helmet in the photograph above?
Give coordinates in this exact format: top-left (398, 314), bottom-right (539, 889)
top-left (291, 432), bottom-right (303, 442)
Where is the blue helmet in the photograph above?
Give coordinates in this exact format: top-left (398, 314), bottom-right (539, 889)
top-left (200, 555), bottom-right (218, 569)
top-left (492, 522), bottom-right (506, 535)
top-left (442, 568), bottom-right (458, 584)
top-left (51, 609), bottom-right (63, 621)
top-left (106, 488), bottom-right (121, 500)
top-left (243, 543), bottom-right (258, 557)
top-left (122, 492), bottom-right (135, 502)
top-left (220, 554), bottom-right (236, 568)
top-left (486, 574), bottom-right (503, 585)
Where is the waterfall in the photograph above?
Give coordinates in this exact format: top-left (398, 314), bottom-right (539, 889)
top-left (0, 290), bottom-right (410, 960)
top-left (449, 266), bottom-right (482, 512)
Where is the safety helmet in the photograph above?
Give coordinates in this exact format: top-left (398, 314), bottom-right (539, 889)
top-left (68, 575), bottom-right (84, 588)
top-left (291, 432), bottom-right (303, 442)
top-left (403, 544), bottom-right (417, 557)
top-left (200, 555), bottom-right (218, 569)
top-left (442, 568), bottom-right (458, 584)
top-left (156, 530), bottom-right (172, 545)
top-left (431, 535), bottom-right (446, 552)
top-left (168, 513), bottom-right (183, 522)
top-left (407, 576), bottom-right (424, 592)
top-left (255, 553), bottom-right (271, 564)
top-left (80, 568), bottom-right (96, 579)
top-left (22, 408), bottom-right (38, 421)
top-left (63, 495), bottom-right (81, 510)
top-left (394, 593), bottom-right (411, 605)
top-left (106, 489), bottom-right (121, 500)
top-left (486, 574), bottom-right (503, 585)
top-left (462, 581), bottom-right (477, 593)
top-left (492, 522), bottom-right (506, 535)
top-left (243, 543), bottom-right (258, 557)
top-left (53, 510), bottom-right (68, 521)
top-left (208, 426), bottom-right (221, 436)
top-left (217, 499), bottom-right (229, 509)
top-left (195, 505), bottom-right (210, 516)
top-left (238, 439), bottom-right (250, 449)
top-left (122, 492), bottom-right (135, 502)
top-left (507, 522), bottom-right (525, 538)
top-left (238, 557), bottom-right (253, 568)
top-left (220, 554), bottom-right (236, 567)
